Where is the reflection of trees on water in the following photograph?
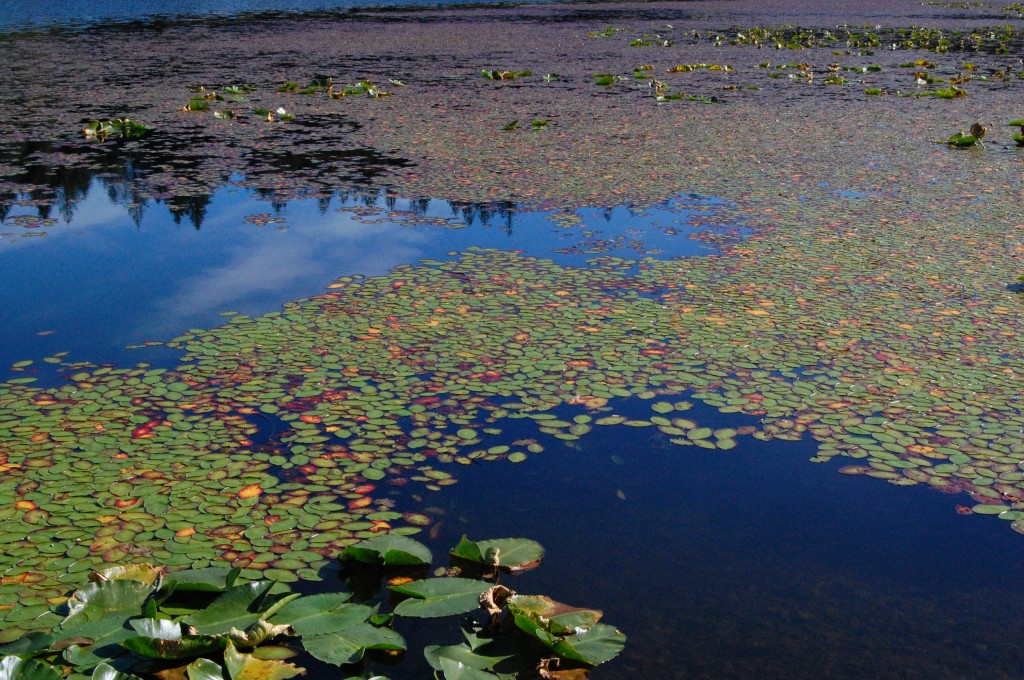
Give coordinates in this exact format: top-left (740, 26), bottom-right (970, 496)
top-left (0, 139), bottom-right (226, 230)
top-left (449, 199), bottom-right (515, 234)
top-left (0, 138), bottom-right (519, 232)
top-left (259, 187), bottom-right (518, 233)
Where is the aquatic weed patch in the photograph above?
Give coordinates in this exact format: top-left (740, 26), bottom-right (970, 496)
top-left (3, 220), bottom-right (1024, 632)
top-left (4, 0), bottom-right (1024, 655)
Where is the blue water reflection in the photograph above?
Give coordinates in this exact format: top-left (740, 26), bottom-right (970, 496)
top-left (0, 180), bottom-right (735, 380)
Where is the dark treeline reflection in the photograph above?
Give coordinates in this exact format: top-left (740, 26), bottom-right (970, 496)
top-left (0, 138), bottom-right (517, 231)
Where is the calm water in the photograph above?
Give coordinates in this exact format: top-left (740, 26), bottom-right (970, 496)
top-left (4, 175), bottom-right (1024, 678)
top-left (0, 0), bottom-right (567, 31)
top-left (4, 5), bottom-right (1024, 675)
top-left (0, 179), bottom-right (731, 383)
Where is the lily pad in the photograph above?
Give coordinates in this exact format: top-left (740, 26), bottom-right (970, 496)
top-left (390, 578), bottom-right (492, 618)
top-left (340, 535), bottom-right (432, 567)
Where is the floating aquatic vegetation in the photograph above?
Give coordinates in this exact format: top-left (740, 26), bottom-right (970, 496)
top-left (240, 106), bottom-right (294, 121)
top-left (593, 73), bottom-right (623, 86)
top-left (8, 7), bottom-right (1024, 668)
top-left (667, 64), bottom-right (734, 73)
top-left (81, 119), bottom-right (152, 140)
top-left (916, 84), bottom-right (968, 98)
top-left (449, 535), bottom-right (544, 576)
top-left (481, 70), bottom-right (533, 81)
top-left (328, 80), bottom-right (391, 99)
top-left (587, 25), bottom-right (621, 39)
top-left (0, 535), bottom-right (620, 678)
top-left (180, 98), bottom-right (210, 111)
top-left (945, 122), bottom-right (986, 147)
top-left (269, 107), bottom-right (295, 121)
top-left (1009, 119), bottom-right (1024, 145)
top-left (222, 84), bottom-right (254, 96)
top-left (5, 228), bottom-right (1023, 637)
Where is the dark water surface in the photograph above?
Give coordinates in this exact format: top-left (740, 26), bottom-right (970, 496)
top-left (412, 397), bottom-right (1024, 679)
top-left (0, 0), bottom-right (567, 31)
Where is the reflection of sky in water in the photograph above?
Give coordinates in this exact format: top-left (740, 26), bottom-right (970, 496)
top-left (0, 182), bottom-right (733, 377)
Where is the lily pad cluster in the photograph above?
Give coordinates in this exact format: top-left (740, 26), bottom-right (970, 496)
top-left (0, 535), bottom-right (624, 679)
top-left (946, 122), bottom-right (987, 147)
top-left (81, 119), bottom-right (152, 141)
top-left (6, 2), bottom-right (1024, 667)
top-left (3, 225), bottom-right (1024, 631)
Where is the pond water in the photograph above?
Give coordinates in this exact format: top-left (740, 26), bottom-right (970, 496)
top-left (6, 3), bottom-right (1024, 678)
top-left (0, 0), bottom-right (567, 31)
top-left (4, 171), bottom-right (1024, 678)
top-left (0, 179), bottom-right (733, 383)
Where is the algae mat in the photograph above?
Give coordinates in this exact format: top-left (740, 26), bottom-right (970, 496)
top-left (2, 0), bottom-right (1024, 651)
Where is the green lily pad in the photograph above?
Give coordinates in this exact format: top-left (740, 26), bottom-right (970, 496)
top-left (91, 662), bottom-right (143, 680)
top-left (450, 537), bottom-right (544, 574)
top-left (0, 656), bottom-right (63, 680)
top-left (269, 596), bottom-right (373, 637)
top-left (302, 624), bottom-right (405, 666)
top-left (181, 581), bottom-right (275, 635)
top-left (551, 623), bottom-right (626, 666)
top-left (340, 535), bottom-right (432, 567)
top-left (390, 578), bottom-right (492, 618)
top-left (63, 580), bottom-right (155, 627)
top-left (184, 658), bottom-right (225, 680)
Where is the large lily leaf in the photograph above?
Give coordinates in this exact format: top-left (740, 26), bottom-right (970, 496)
top-left (0, 656), bottom-right (63, 680)
top-left (391, 578), bottom-right (491, 618)
top-left (550, 624), bottom-right (626, 666)
top-left (508, 611), bottom-right (556, 647)
top-left (450, 538), bottom-right (543, 574)
top-left (182, 581), bottom-right (274, 635)
top-left (302, 624), bottom-right (405, 666)
top-left (58, 615), bottom-right (136, 669)
top-left (186, 657), bottom-right (225, 680)
top-left (163, 568), bottom-right (241, 593)
top-left (449, 536), bottom-right (484, 563)
top-left (121, 632), bottom-right (226, 660)
top-left (0, 631), bottom-right (55, 656)
top-left (267, 594), bottom-right (371, 636)
top-left (89, 565), bottom-right (164, 588)
top-left (224, 641), bottom-right (304, 679)
top-left (507, 596), bottom-right (602, 635)
top-left (129, 618), bottom-right (182, 640)
top-left (340, 535), bottom-right (432, 567)
top-left (424, 644), bottom-right (522, 679)
top-left (435, 656), bottom-right (503, 680)
top-left (63, 580), bottom-right (155, 627)
top-left (91, 662), bottom-right (143, 680)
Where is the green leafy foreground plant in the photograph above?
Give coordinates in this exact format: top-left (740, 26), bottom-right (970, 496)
top-left (0, 535), bottom-right (624, 679)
